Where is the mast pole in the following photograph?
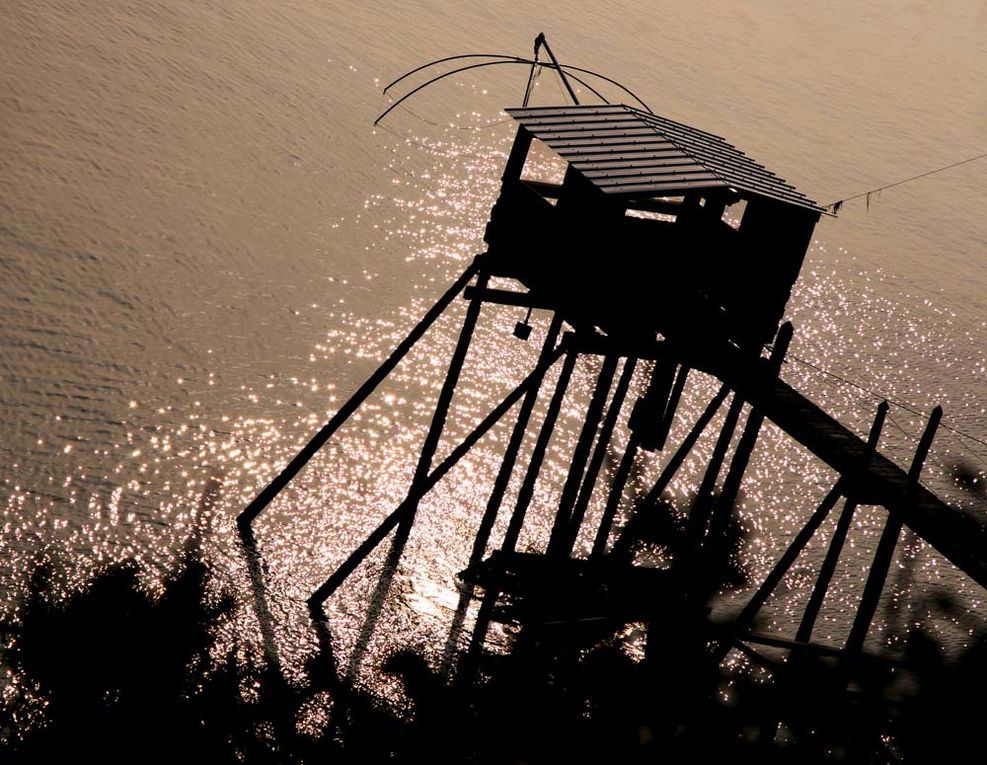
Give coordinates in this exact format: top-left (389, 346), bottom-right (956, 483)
top-left (535, 33), bottom-right (580, 106)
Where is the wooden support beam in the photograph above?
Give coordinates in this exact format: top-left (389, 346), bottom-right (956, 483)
top-left (409, 272), bottom-right (489, 499)
top-left (680, 340), bottom-right (987, 589)
top-left (558, 357), bottom-right (637, 557)
top-left (547, 354), bottom-right (619, 557)
top-left (501, 126), bottom-right (533, 183)
top-left (237, 258), bottom-right (482, 527)
top-left (462, 286), bottom-right (556, 311)
top-left (715, 482), bottom-right (845, 663)
top-left (629, 357), bottom-right (677, 452)
top-left (738, 631), bottom-right (905, 668)
top-left (502, 346), bottom-right (579, 554)
top-left (469, 314), bottom-right (564, 565)
top-left (706, 324), bottom-right (792, 544)
top-left (591, 435), bottom-right (639, 559)
top-left (342, 271), bottom-right (490, 676)
top-left (686, 391), bottom-right (745, 548)
top-left (521, 179), bottom-right (563, 199)
top-left (796, 402), bottom-right (889, 643)
top-left (307, 340), bottom-right (567, 606)
top-left (845, 406), bottom-right (942, 653)
top-left (652, 364), bottom-right (690, 453)
top-left (456, 570), bottom-right (500, 692)
top-left (642, 383), bottom-right (730, 510)
top-left (237, 524), bottom-right (282, 669)
top-left (740, 631), bottom-right (847, 660)
top-left (606, 383), bottom-right (729, 560)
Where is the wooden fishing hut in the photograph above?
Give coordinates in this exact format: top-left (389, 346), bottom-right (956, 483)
top-left (238, 93), bottom-right (987, 689)
top-left (483, 103), bottom-right (821, 350)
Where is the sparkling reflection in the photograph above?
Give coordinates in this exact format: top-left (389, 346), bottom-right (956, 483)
top-left (1, 113), bottom-right (985, 708)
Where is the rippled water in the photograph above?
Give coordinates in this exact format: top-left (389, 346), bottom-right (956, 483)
top-left (2, 1), bottom-right (985, 692)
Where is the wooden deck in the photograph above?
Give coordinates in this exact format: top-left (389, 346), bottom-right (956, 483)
top-left (460, 550), bottom-right (682, 624)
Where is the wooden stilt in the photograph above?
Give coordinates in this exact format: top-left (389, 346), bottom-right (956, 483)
top-left (630, 357), bottom-right (677, 452)
top-left (557, 356), bottom-right (637, 557)
top-left (444, 315), bottom-right (564, 676)
top-left (409, 271), bottom-right (490, 495)
top-left (458, 341), bottom-right (583, 682)
top-left (604, 383), bottom-right (729, 560)
top-left (590, 441), bottom-right (638, 559)
top-left (501, 347), bottom-right (579, 554)
top-left (307, 341), bottom-right (567, 606)
top-left (653, 364), bottom-right (690, 453)
top-left (238, 258), bottom-right (482, 527)
top-left (796, 401), bottom-right (888, 643)
top-left (547, 353), bottom-right (619, 557)
top-left (237, 525), bottom-right (282, 668)
top-left (706, 324), bottom-right (792, 544)
top-left (642, 383), bottom-right (731, 510)
top-left (686, 391), bottom-right (745, 548)
top-left (342, 272), bottom-right (492, 674)
top-left (714, 482), bottom-right (845, 663)
top-left (455, 572), bottom-right (499, 691)
top-left (589, 359), bottom-right (679, 559)
top-left (469, 314), bottom-right (564, 565)
top-left (845, 406), bottom-right (942, 653)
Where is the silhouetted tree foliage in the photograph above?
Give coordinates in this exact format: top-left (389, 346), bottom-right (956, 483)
top-left (2, 488), bottom-right (985, 764)
top-left (0, 547), bottom-right (431, 764)
top-left (0, 554), bottom-right (269, 763)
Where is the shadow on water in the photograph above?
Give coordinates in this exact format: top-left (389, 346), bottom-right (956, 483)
top-left (3, 478), bottom-right (986, 763)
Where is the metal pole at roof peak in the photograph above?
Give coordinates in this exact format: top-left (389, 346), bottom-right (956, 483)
top-left (535, 33), bottom-right (580, 106)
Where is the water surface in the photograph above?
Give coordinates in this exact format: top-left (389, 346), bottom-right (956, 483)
top-left (2, 1), bottom-right (985, 686)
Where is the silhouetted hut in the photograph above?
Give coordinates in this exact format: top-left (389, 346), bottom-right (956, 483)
top-left (239, 90), bottom-right (987, 724)
top-left (484, 104), bottom-right (824, 348)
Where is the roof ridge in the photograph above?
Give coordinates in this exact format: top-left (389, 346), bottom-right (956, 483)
top-left (632, 110), bottom-right (735, 191)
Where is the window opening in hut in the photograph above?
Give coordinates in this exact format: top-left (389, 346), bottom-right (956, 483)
top-left (520, 137), bottom-right (568, 188)
top-left (625, 196), bottom-right (683, 223)
top-left (626, 208), bottom-right (677, 223)
top-left (722, 199), bottom-right (747, 230)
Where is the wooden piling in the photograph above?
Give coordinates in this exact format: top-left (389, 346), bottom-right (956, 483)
top-left (547, 353), bottom-right (619, 557)
top-left (342, 272), bottom-right (494, 672)
top-left (237, 258), bottom-right (482, 527)
top-left (557, 356), bottom-right (637, 557)
top-left (469, 314), bottom-right (563, 565)
top-left (796, 401), bottom-right (888, 643)
top-left (715, 482), bottom-right (845, 663)
top-left (686, 391), bottom-right (745, 548)
top-left (602, 383), bottom-right (729, 560)
top-left (409, 270), bottom-right (490, 497)
top-left (502, 345), bottom-right (579, 554)
top-left (590, 358), bottom-right (680, 559)
top-left (307, 341), bottom-right (567, 606)
top-left (591, 438), bottom-right (639, 559)
top-left (845, 406), bottom-right (942, 653)
top-left (654, 364), bottom-right (690, 453)
top-left (705, 324), bottom-right (792, 544)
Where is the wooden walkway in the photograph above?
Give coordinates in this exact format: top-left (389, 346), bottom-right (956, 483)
top-left (689, 344), bottom-right (987, 590)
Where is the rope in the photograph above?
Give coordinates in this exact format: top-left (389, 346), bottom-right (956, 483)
top-left (826, 151), bottom-right (987, 213)
top-left (782, 352), bottom-right (987, 456)
top-left (885, 411), bottom-right (958, 476)
top-left (521, 42), bottom-right (540, 107)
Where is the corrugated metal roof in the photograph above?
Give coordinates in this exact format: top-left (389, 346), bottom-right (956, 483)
top-left (505, 104), bottom-right (823, 213)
